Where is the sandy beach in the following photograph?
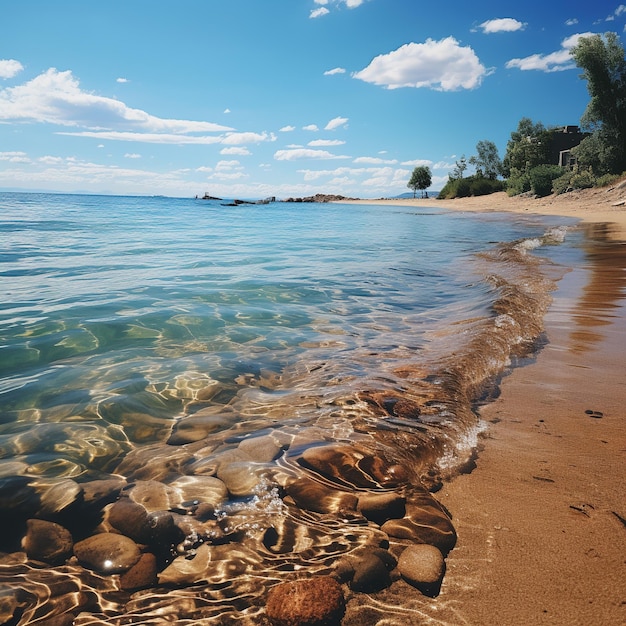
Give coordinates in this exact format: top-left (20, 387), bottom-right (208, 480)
top-left (344, 187), bottom-right (626, 625)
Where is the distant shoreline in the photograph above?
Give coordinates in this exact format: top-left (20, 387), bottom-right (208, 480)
top-left (342, 186), bottom-right (626, 238)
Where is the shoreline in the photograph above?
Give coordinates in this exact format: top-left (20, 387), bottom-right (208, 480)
top-left (343, 186), bottom-right (626, 238)
top-left (345, 189), bottom-right (626, 624)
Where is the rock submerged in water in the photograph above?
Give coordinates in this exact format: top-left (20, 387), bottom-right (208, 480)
top-left (266, 576), bottom-right (345, 626)
top-left (22, 519), bottom-right (73, 565)
top-left (398, 544), bottom-right (445, 589)
top-left (73, 533), bottom-right (141, 574)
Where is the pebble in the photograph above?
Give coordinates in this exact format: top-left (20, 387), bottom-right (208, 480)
top-left (397, 544), bottom-right (445, 587)
top-left (22, 519), bottom-right (73, 565)
top-left (119, 552), bottom-right (158, 591)
top-left (357, 492), bottom-right (406, 525)
top-left (73, 533), bottom-right (141, 574)
top-left (266, 576), bottom-right (345, 626)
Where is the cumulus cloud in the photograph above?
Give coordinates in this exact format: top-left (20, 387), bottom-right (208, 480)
top-left (401, 158), bottom-right (433, 167)
top-left (506, 32), bottom-right (595, 72)
top-left (220, 146), bottom-right (251, 155)
top-left (124, 153), bottom-right (141, 158)
top-left (352, 37), bottom-right (488, 91)
top-left (324, 116), bottom-right (348, 131)
top-left (303, 124), bottom-right (319, 131)
top-left (0, 59), bottom-right (24, 79)
top-left (279, 125), bottom-right (296, 132)
top-left (0, 68), bottom-right (235, 136)
top-left (565, 18), bottom-right (579, 26)
top-left (324, 67), bottom-right (346, 75)
top-left (477, 18), bottom-right (526, 33)
top-left (274, 148), bottom-right (350, 161)
top-left (116, 77), bottom-right (129, 83)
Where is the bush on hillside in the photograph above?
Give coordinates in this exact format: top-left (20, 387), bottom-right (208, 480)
top-left (529, 164), bottom-right (564, 197)
top-left (552, 167), bottom-right (596, 195)
top-left (438, 175), bottom-right (504, 199)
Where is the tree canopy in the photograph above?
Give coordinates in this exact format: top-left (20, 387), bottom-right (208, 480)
top-left (407, 166), bottom-right (432, 197)
top-left (469, 140), bottom-right (502, 180)
top-left (571, 32), bottom-right (626, 173)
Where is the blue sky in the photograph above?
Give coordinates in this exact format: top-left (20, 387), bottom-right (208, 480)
top-left (1, 0), bottom-right (624, 198)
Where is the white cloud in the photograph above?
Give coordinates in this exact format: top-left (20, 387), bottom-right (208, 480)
top-left (279, 125), bottom-right (296, 132)
top-left (274, 148), bottom-right (349, 161)
top-left (220, 146), bottom-right (251, 155)
top-left (478, 18), bottom-right (526, 34)
top-left (618, 5), bottom-right (626, 16)
top-left (0, 68), bottom-right (235, 134)
top-left (401, 158), bottom-right (433, 167)
top-left (310, 7), bottom-right (330, 18)
top-left (324, 67), bottom-right (346, 75)
top-left (0, 150), bottom-right (30, 162)
top-left (310, 0), bottom-right (365, 17)
top-left (0, 59), bottom-right (24, 79)
top-left (506, 32), bottom-right (595, 72)
top-left (352, 37), bottom-right (488, 91)
top-left (353, 156), bottom-right (398, 164)
top-left (124, 153), bottom-right (141, 159)
top-left (224, 108), bottom-right (231, 113)
top-left (303, 124), bottom-right (319, 131)
top-left (565, 18), bottom-right (579, 26)
top-left (116, 77), bottom-right (129, 83)
top-left (308, 139), bottom-right (346, 146)
top-left (57, 131), bottom-right (225, 144)
top-left (222, 131), bottom-right (275, 145)
top-left (324, 116), bottom-right (348, 130)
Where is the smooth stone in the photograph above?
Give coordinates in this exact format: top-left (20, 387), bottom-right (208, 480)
top-left (167, 412), bottom-right (234, 445)
top-left (299, 445), bottom-right (380, 489)
top-left (397, 544), bottom-right (445, 587)
top-left (237, 435), bottom-right (283, 463)
top-left (81, 478), bottom-right (127, 508)
top-left (158, 543), bottom-right (211, 585)
top-left (216, 462), bottom-right (262, 497)
top-left (22, 519), bottom-right (73, 565)
top-left (169, 475), bottom-right (228, 508)
top-left (380, 491), bottom-right (457, 553)
top-left (266, 576), bottom-right (345, 626)
top-left (119, 552), bottom-right (158, 591)
top-left (357, 492), bottom-right (406, 525)
top-left (125, 480), bottom-right (179, 512)
top-left (73, 533), bottom-right (141, 574)
top-left (285, 477), bottom-right (358, 515)
top-left (106, 498), bottom-right (150, 542)
top-left (349, 553), bottom-right (391, 592)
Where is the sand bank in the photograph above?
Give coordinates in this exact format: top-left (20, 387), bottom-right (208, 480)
top-left (344, 188), bottom-right (626, 624)
top-left (346, 183), bottom-right (626, 238)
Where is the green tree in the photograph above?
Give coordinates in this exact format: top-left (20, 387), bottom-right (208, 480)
top-left (408, 166), bottom-right (432, 198)
top-left (502, 118), bottom-right (551, 177)
top-left (469, 140), bottom-right (502, 180)
top-left (571, 32), bottom-right (626, 173)
top-left (450, 155), bottom-right (467, 180)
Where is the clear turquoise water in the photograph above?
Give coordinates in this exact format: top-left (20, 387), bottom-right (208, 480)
top-left (0, 192), bottom-right (580, 481)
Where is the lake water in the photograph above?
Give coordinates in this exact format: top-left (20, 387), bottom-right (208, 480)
top-left (0, 192), bottom-right (580, 624)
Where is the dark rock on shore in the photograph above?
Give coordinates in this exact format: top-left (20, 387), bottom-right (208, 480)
top-left (283, 194), bottom-right (358, 203)
top-left (266, 576), bottom-right (345, 626)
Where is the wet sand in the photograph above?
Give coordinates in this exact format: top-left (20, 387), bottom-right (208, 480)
top-left (344, 188), bottom-right (626, 624)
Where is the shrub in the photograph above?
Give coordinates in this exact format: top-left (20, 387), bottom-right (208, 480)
top-left (552, 168), bottom-right (596, 195)
top-left (506, 169), bottom-right (531, 196)
top-left (529, 164), bottom-right (564, 197)
top-left (438, 175), bottom-right (504, 199)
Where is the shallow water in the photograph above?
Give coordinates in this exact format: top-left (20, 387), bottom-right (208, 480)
top-left (0, 193), bottom-right (581, 624)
